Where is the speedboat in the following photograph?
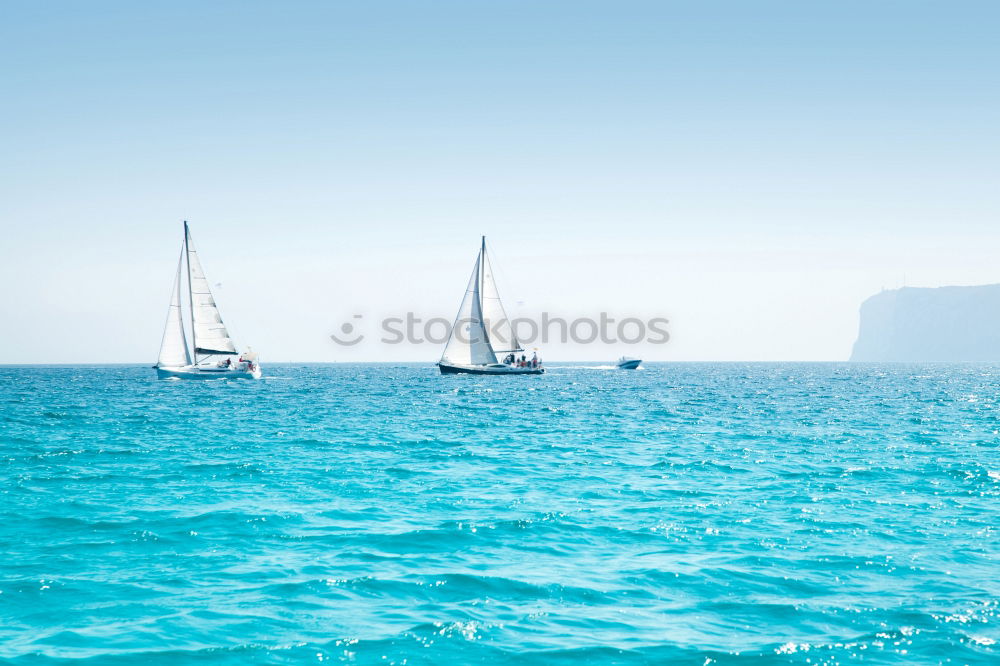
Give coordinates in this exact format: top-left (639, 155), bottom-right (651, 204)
top-left (437, 237), bottom-right (544, 375)
top-left (154, 221), bottom-right (262, 380)
top-left (616, 356), bottom-right (641, 370)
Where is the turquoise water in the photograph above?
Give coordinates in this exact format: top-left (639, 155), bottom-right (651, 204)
top-left (1, 363), bottom-right (998, 664)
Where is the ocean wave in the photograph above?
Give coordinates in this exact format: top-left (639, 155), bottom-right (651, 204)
top-left (1, 364), bottom-right (998, 665)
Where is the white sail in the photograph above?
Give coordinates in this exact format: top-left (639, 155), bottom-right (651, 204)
top-left (185, 223), bottom-right (237, 356)
top-left (480, 246), bottom-right (521, 354)
top-left (157, 248), bottom-right (193, 368)
top-left (441, 252), bottom-right (497, 366)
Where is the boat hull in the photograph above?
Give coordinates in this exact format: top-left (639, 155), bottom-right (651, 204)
top-left (438, 362), bottom-right (544, 375)
top-left (156, 365), bottom-right (262, 380)
top-left (616, 359), bottom-right (642, 370)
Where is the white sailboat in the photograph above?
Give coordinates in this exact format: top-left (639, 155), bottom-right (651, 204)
top-left (155, 222), bottom-right (261, 380)
top-left (438, 237), bottom-right (543, 375)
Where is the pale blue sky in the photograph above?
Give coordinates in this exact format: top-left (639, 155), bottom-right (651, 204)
top-left (1, 1), bottom-right (998, 362)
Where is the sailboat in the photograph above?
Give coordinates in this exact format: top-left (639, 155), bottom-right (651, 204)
top-left (438, 237), bottom-right (544, 375)
top-left (155, 222), bottom-right (262, 380)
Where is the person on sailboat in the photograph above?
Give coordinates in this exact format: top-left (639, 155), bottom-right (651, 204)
top-left (531, 352), bottom-right (538, 368)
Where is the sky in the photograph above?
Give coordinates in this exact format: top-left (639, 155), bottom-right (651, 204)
top-left (1, 1), bottom-right (998, 363)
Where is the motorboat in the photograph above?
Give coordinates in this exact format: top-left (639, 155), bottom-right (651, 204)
top-left (616, 356), bottom-right (641, 370)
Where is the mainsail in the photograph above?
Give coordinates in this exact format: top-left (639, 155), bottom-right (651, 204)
top-left (157, 249), bottom-right (193, 368)
top-left (480, 247), bottom-right (521, 354)
top-left (441, 248), bottom-right (498, 366)
top-left (184, 222), bottom-right (237, 356)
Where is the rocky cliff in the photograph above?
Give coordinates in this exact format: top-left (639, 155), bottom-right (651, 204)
top-left (850, 284), bottom-right (1000, 362)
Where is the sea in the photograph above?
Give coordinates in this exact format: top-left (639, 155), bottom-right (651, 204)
top-left (1, 363), bottom-right (998, 665)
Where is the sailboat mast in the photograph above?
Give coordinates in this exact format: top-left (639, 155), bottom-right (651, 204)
top-left (479, 236), bottom-right (486, 312)
top-left (184, 221), bottom-right (196, 363)
top-left (479, 236), bottom-right (493, 350)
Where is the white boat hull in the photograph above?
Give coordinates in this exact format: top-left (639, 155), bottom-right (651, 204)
top-left (156, 365), bottom-right (262, 380)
